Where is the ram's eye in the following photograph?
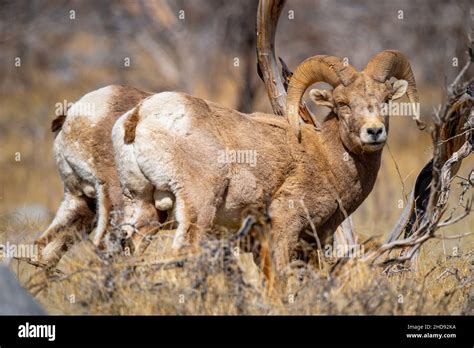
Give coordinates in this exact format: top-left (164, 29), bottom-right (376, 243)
top-left (338, 104), bottom-right (350, 113)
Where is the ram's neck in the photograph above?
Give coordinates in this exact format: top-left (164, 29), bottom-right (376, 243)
top-left (319, 115), bottom-right (383, 215)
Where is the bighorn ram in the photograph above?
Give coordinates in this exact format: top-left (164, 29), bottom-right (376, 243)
top-left (36, 85), bottom-right (152, 264)
top-left (115, 50), bottom-right (421, 277)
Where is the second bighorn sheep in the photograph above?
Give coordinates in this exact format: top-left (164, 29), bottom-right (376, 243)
top-left (115, 50), bottom-right (422, 276)
top-left (35, 85), bottom-right (152, 265)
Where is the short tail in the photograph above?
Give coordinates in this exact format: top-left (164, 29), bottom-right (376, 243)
top-left (123, 105), bottom-right (141, 144)
top-left (51, 114), bottom-right (66, 132)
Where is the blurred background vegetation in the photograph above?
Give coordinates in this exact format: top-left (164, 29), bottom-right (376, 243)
top-left (0, 0), bottom-right (472, 250)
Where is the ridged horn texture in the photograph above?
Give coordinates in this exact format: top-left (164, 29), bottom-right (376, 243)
top-left (286, 55), bottom-right (357, 140)
top-left (364, 50), bottom-right (425, 130)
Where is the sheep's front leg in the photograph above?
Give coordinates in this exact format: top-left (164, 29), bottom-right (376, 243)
top-left (35, 191), bottom-right (94, 264)
top-left (92, 183), bottom-right (111, 247)
top-left (267, 198), bottom-right (306, 283)
top-left (269, 217), bottom-right (303, 277)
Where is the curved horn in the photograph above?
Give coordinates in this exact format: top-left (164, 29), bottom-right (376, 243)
top-left (364, 50), bottom-right (425, 130)
top-left (286, 55), bottom-right (357, 140)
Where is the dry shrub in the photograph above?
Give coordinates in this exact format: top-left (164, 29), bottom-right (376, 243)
top-left (11, 222), bottom-right (471, 315)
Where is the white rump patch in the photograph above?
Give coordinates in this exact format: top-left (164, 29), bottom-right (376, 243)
top-left (139, 92), bottom-right (191, 136)
top-left (67, 85), bottom-right (117, 124)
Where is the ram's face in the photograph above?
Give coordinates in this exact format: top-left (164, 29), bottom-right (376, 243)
top-left (310, 75), bottom-right (408, 153)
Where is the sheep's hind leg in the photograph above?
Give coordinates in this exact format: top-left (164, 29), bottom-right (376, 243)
top-left (92, 183), bottom-right (112, 247)
top-left (35, 191), bottom-right (94, 265)
top-left (171, 196), bottom-right (194, 250)
top-left (171, 189), bottom-right (218, 254)
top-left (130, 189), bottom-right (175, 255)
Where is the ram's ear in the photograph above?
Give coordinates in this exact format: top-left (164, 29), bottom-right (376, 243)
top-left (391, 79), bottom-right (408, 100)
top-left (309, 89), bottom-right (334, 108)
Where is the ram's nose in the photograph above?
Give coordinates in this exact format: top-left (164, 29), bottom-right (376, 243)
top-left (367, 126), bottom-right (384, 138)
top-left (360, 123), bottom-right (387, 148)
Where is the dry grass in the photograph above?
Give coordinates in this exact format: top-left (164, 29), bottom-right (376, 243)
top-left (3, 219), bottom-right (472, 315)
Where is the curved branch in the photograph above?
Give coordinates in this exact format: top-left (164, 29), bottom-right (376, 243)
top-left (256, 0), bottom-right (287, 116)
top-left (256, 0), bottom-right (319, 128)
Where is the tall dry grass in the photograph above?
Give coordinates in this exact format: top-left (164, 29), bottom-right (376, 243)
top-left (9, 224), bottom-right (472, 315)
